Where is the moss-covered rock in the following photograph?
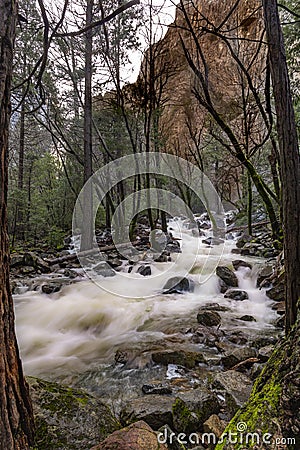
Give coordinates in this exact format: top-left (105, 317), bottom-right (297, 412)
top-left (28, 377), bottom-right (120, 450)
top-left (215, 308), bottom-right (300, 450)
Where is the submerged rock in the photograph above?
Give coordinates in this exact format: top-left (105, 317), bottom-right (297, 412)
top-left (28, 377), bottom-right (119, 450)
top-left (91, 421), bottom-right (168, 450)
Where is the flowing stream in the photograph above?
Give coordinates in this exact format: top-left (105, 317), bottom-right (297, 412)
top-left (14, 217), bottom-right (279, 403)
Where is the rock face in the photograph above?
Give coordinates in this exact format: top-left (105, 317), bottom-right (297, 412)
top-left (215, 310), bottom-right (300, 449)
top-left (91, 421), bottom-right (168, 450)
top-left (28, 377), bottom-right (119, 450)
top-left (126, 0), bottom-right (265, 202)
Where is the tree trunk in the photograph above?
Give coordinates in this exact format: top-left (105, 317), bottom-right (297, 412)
top-left (0, 1), bottom-right (34, 448)
top-left (81, 0), bottom-right (94, 251)
top-left (263, 0), bottom-right (300, 332)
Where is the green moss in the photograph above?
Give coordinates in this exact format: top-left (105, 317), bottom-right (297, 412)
top-left (172, 398), bottom-right (197, 434)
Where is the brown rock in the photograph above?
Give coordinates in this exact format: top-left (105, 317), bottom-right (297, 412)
top-left (91, 420), bottom-right (168, 450)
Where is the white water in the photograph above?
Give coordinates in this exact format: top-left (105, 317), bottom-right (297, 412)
top-left (14, 217), bottom-right (278, 378)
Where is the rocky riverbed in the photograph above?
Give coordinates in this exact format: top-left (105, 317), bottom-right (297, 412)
top-left (11, 214), bottom-right (285, 449)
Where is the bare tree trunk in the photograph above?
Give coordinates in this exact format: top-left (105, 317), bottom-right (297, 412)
top-left (0, 1), bottom-right (34, 447)
top-left (263, 0), bottom-right (300, 332)
top-left (81, 0), bottom-right (94, 251)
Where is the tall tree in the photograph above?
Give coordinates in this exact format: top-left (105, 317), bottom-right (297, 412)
top-left (263, 0), bottom-right (300, 332)
top-left (0, 0), bottom-right (34, 448)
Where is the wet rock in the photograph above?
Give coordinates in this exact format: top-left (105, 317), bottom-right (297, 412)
top-left (238, 315), bottom-right (256, 322)
top-left (28, 377), bottom-right (119, 450)
top-left (197, 310), bottom-right (221, 327)
top-left (216, 266), bottom-right (238, 287)
top-left (236, 233), bottom-right (252, 248)
top-left (212, 371), bottom-right (253, 414)
top-left (191, 326), bottom-right (222, 347)
top-left (137, 265), bottom-right (152, 276)
top-left (221, 347), bottom-right (257, 369)
top-left (163, 277), bottom-right (195, 294)
top-left (256, 265), bottom-right (274, 287)
top-left (94, 262), bottom-right (116, 277)
top-left (41, 283), bottom-right (62, 294)
top-left (224, 289), bottom-right (249, 301)
top-left (226, 331), bottom-right (248, 345)
top-left (120, 395), bottom-right (175, 430)
top-left (258, 345), bottom-right (274, 362)
top-left (203, 414), bottom-right (227, 439)
top-left (107, 258), bottom-right (123, 269)
top-left (173, 388), bottom-right (220, 434)
top-left (232, 259), bottom-right (252, 270)
top-left (271, 301), bottom-right (285, 315)
top-left (251, 336), bottom-right (278, 349)
top-left (142, 384), bottom-right (172, 395)
top-left (154, 253), bottom-right (169, 262)
top-left (91, 420), bottom-right (168, 450)
top-left (219, 279), bottom-right (228, 293)
top-left (266, 284), bottom-right (284, 302)
top-left (199, 303), bottom-right (229, 312)
top-left (152, 350), bottom-right (205, 369)
top-left (202, 237), bottom-right (224, 246)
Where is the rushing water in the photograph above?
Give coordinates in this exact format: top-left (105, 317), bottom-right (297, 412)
top-left (14, 217), bottom-right (278, 389)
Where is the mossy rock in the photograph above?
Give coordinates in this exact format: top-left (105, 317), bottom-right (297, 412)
top-left (215, 308), bottom-right (300, 449)
top-left (28, 377), bottom-right (120, 450)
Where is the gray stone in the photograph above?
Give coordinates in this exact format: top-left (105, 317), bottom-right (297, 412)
top-left (212, 370), bottom-right (253, 414)
top-left (216, 266), bottom-right (238, 287)
top-left (152, 350), bottom-right (205, 369)
top-left (163, 277), bottom-right (195, 294)
top-left (224, 290), bottom-right (249, 301)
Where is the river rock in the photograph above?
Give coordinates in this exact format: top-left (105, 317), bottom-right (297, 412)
top-left (266, 284), bottom-right (285, 301)
top-left (152, 350), bottom-right (205, 369)
top-left (91, 421), bottom-right (168, 450)
top-left (28, 377), bottom-right (119, 450)
top-left (137, 265), bottom-right (152, 276)
top-left (120, 395), bottom-right (175, 430)
top-left (238, 315), bottom-right (256, 322)
top-left (173, 388), bottom-right (220, 434)
top-left (191, 325), bottom-right (223, 347)
top-left (142, 383), bottom-right (172, 395)
top-left (163, 276), bottom-right (195, 294)
top-left (236, 233), bottom-right (252, 248)
top-left (41, 283), bottom-right (62, 294)
top-left (256, 265), bottom-right (273, 287)
top-left (94, 262), bottom-right (116, 277)
top-left (224, 289), bottom-right (249, 301)
top-left (221, 347), bottom-right (257, 369)
top-left (202, 236), bottom-right (224, 246)
top-left (203, 414), bottom-right (227, 439)
top-left (212, 370), bottom-right (253, 414)
top-left (216, 266), bottom-right (238, 287)
top-left (232, 259), bottom-right (252, 270)
top-left (197, 310), bottom-right (221, 327)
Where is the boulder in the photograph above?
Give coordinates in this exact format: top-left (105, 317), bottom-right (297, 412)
top-left (120, 395), bottom-right (175, 430)
top-left (91, 421), bottom-right (168, 450)
top-left (221, 347), bottom-right (257, 369)
top-left (203, 414), bottom-right (227, 439)
top-left (266, 284), bottom-right (285, 302)
top-left (28, 377), bottom-right (119, 450)
top-left (163, 277), bottom-right (195, 294)
top-left (232, 260), bottom-right (252, 270)
top-left (238, 315), bottom-right (256, 322)
top-left (224, 290), bottom-right (249, 301)
top-left (157, 424), bottom-right (186, 450)
top-left (197, 310), bottom-right (222, 327)
top-left (256, 265), bottom-right (273, 287)
top-left (152, 350), bottom-right (205, 369)
top-left (202, 237), bottom-right (224, 246)
top-left (137, 265), bottom-right (152, 276)
top-left (236, 233), bottom-right (252, 248)
top-left (212, 370), bottom-right (253, 415)
top-left (41, 283), bottom-right (62, 294)
top-left (216, 266), bottom-right (238, 287)
top-left (173, 388), bottom-right (220, 434)
top-left (258, 345), bottom-right (274, 363)
top-left (94, 262), bottom-right (116, 277)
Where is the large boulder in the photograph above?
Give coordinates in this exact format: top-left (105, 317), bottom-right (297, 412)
top-left (28, 377), bottom-right (119, 450)
top-left (216, 266), bottom-right (238, 287)
top-left (91, 421), bottom-right (168, 450)
top-left (172, 388), bottom-right (220, 434)
top-left (120, 395), bottom-right (175, 430)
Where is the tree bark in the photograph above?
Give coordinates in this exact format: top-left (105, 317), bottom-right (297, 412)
top-left (0, 1), bottom-right (34, 448)
top-left (263, 0), bottom-right (300, 332)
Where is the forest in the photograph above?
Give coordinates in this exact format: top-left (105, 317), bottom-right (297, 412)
top-left (0, 0), bottom-right (299, 449)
